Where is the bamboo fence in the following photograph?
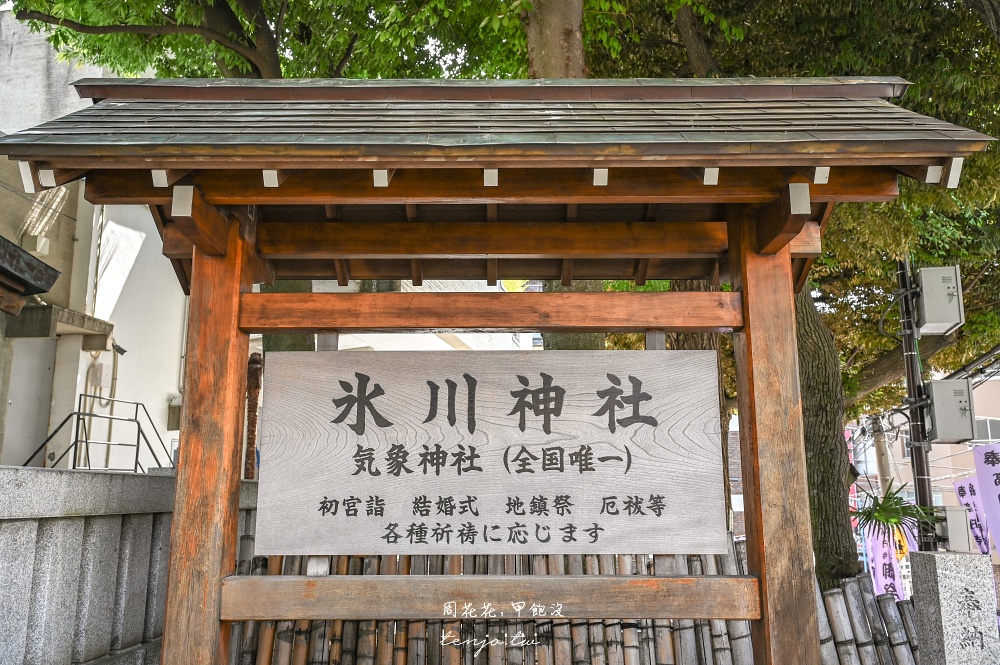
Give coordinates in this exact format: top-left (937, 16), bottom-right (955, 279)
top-left (228, 523), bottom-right (922, 665)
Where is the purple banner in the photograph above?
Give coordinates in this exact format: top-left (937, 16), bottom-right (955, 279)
top-left (865, 527), bottom-right (906, 601)
top-left (973, 443), bottom-right (1000, 557)
top-left (954, 477), bottom-right (991, 555)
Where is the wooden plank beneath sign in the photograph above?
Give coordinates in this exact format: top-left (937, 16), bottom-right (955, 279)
top-left (239, 291), bottom-right (743, 333)
top-left (220, 575), bottom-right (761, 621)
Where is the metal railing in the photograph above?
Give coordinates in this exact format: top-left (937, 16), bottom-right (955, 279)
top-left (23, 393), bottom-right (174, 472)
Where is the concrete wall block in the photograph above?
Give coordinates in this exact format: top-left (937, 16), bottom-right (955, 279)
top-left (79, 640), bottom-right (153, 665)
top-left (0, 519), bottom-right (39, 665)
top-left (110, 514), bottom-right (153, 652)
top-left (0, 467), bottom-right (175, 519)
top-left (143, 513), bottom-right (171, 641)
top-left (73, 514), bottom-right (123, 663)
top-left (25, 516), bottom-right (85, 665)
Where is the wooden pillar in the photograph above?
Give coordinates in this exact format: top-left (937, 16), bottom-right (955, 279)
top-left (161, 212), bottom-right (254, 664)
top-left (728, 207), bottom-right (821, 664)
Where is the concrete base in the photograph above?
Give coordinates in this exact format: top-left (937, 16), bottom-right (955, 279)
top-left (911, 551), bottom-right (1000, 664)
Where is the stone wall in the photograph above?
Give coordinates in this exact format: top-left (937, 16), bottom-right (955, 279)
top-left (0, 467), bottom-right (256, 665)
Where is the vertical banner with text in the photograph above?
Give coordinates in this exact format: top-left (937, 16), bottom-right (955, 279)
top-left (255, 351), bottom-right (726, 555)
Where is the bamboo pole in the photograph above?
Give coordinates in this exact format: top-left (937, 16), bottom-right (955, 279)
top-left (532, 554), bottom-right (554, 665)
top-left (444, 556), bottom-right (464, 665)
top-left (428, 555), bottom-right (445, 665)
top-left (812, 579), bottom-right (839, 665)
top-left (823, 588), bottom-right (862, 665)
top-left (616, 555), bottom-right (640, 665)
top-left (840, 577), bottom-right (879, 665)
top-left (257, 555), bottom-right (284, 665)
top-left (274, 556), bottom-right (304, 665)
top-left (519, 555), bottom-right (536, 665)
top-left (896, 599), bottom-right (919, 660)
top-left (329, 555), bottom-right (351, 665)
top-left (878, 595), bottom-right (916, 665)
top-left (487, 555), bottom-right (506, 665)
top-left (377, 556), bottom-right (399, 665)
top-left (687, 557), bottom-right (711, 665)
top-left (357, 556), bottom-right (382, 665)
top-left (855, 574), bottom-right (892, 665)
top-left (231, 509), bottom-right (258, 664)
top-left (567, 555), bottom-right (591, 665)
top-left (241, 553), bottom-right (269, 665)
top-left (718, 541), bottom-right (751, 665)
top-left (702, 555), bottom-right (732, 665)
top-left (342, 556), bottom-right (365, 665)
top-left (547, 554), bottom-right (572, 665)
top-left (635, 555), bottom-right (655, 665)
top-left (650, 556), bottom-right (676, 665)
top-left (506, 554), bottom-right (525, 665)
top-left (670, 556), bottom-right (697, 664)
top-left (407, 555), bottom-right (428, 665)
top-left (395, 556), bottom-right (412, 665)
top-left (585, 555), bottom-right (609, 665)
top-left (598, 555), bottom-right (623, 665)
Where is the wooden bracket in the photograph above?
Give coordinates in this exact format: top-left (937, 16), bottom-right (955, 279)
top-left (788, 222), bottom-right (822, 259)
top-left (262, 170), bottom-right (289, 188)
top-left (634, 259), bottom-right (650, 286)
top-left (791, 166), bottom-right (830, 185)
top-left (405, 203), bottom-right (418, 222)
top-left (152, 169), bottom-right (191, 188)
top-left (324, 204), bottom-right (338, 221)
top-left (373, 169), bottom-right (395, 188)
top-left (684, 167), bottom-right (719, 186)
top-left (561, 259), bottom-right (574, 286)
top-left (942, 157), bottom-right (964, 189)
top-left (334, 259), bottom-right (351, 286)
top-left (18, 162), bottom-right (40, 194)
top-left (410, 259), bottom-right (423, 286)
top-left (38, 167), bottom-right (88, 188)
top-left (755, 183), bottom-right (811, 254)
top-left (895, 158), bottom-right (962, 188)
top-left (171, 186), bottom-right (230, 256)
top-left (486, 258), bottom-right (498, 286)
top-left (162, 225), bottom-right (196, 259)
top-left (486, 203), bottom-right (498, 222)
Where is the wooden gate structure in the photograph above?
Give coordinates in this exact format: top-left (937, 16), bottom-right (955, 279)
top-left (0, 77), bottom-right (990, 665)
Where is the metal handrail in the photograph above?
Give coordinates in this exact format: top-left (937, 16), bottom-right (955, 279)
top-left (22, 393), bottom-right (175, 472)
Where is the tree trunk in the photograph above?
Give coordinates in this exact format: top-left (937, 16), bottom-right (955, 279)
top-left (261, 280), bottom-right (316, 352)
top-left (245, 352), bottom-right (263, 479)
top-left (674, 6), bottom-right (717, 76)
top-left (523, 0), bottom-right (586, 78)
top-left (795, 289), bottom-right (861, 589)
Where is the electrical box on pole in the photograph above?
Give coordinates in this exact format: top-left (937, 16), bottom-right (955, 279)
top-left (925, 378), bottom-right (976, 443)
top-left (915, 266), bottom-right (964, 335)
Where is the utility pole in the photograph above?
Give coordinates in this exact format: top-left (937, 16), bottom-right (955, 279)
top-left (897, 259), bottom-right (935, 551)
top-left (871, 417), bottom-right (892, 495)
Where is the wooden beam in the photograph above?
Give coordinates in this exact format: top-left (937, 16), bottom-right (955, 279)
top-left (152, 169), bottom-right (191, 188)
top-left (83, 166), bottom-right (900, 206)
top-left (171, 186), bottom-right (230, 256)
top-left (895, 164), bottom-right (943, 185)
top-left (255, 221), bottom-right (729, 260)
top-left (486, 259), bottom-right (498, 286)
top-left (634, 258), bottom-right (650, 286)
top-left (755, 183), bottom-right (811, 254)
top-left (238, 291), bottom-right (743, 333)
top-left (161, 217), bottom-right (252, 665)
top-left (792, 166), bottom-right (830, 185)
top-left (18, 162), bottom-right (39, 194)
top-left (728, 207), bottom-right (821, 664)
top-left (787, 222), bottom-right (822, 259)
top-left (942, 157), bottom-right (963, 189)
top-left (334, 259), bottom-right (351, 286)
top-left (484, 169), bottom-right (499, 187)
top-left (410, 259), bottom-right (423, 286)
top-left (262, 169), bottom-right (289, 188)
top-left (560, 259), bottom-right (573, 286)
top-left (685, 167), bottom-right (719, 186)
top-left (37, 167), bottom-right (88, 188)
top-left (220, 575), bottom-right (760, 621)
